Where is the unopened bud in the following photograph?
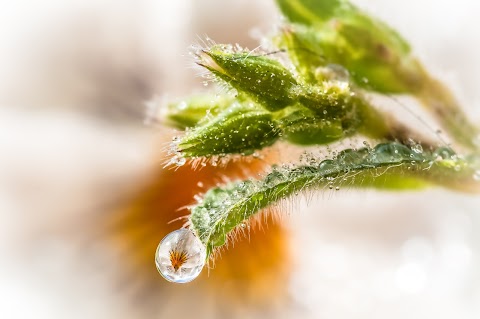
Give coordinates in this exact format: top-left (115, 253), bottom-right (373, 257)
top-left (179, 104), bottom-right (280, 157)
top-left (197, 45), bottom-right (297, 111)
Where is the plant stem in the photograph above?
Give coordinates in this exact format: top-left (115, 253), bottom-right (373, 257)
top-left (419, 73), bottom-right (479, 151)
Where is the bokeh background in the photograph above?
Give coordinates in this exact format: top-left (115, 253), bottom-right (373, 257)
top-left (1, 0), bottom-right (480, 318)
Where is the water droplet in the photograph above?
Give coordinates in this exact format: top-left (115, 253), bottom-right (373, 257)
top-left (337, 148), bottom-right (367, 166)
top-left (177, 101), bottom-right (187, 110)
top-left (432, 146), bottom-right (456, 160)
top-left (265, 169), bottom-right (285, 187)
top-left (319, 159), bottom-right (337, 172)
top-left (315, 64), bottom-right (349, 82)
top-left (371, 143), bottom-right (410, 163)
top-left (193, 194), bottom-right (203, 203)
top-left (155, 229), bottom-right (206, 283)
top-left (327, 64), bottom-right (350, 81)
top-left (174, 156), bottom-right (186, 166)
top-left (197, 181), bottom-right (204, 188)
top-left (411, 144), bottom-right (423, 154)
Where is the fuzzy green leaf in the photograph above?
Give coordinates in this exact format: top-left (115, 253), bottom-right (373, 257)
top-left (166, 94), bottom-right (236, 129)
top-left (190, 143), bottom-right (478, 257)
top-left (275, 0), bottom-right (354, 25)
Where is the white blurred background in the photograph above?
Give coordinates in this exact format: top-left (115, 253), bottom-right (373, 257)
top-left (1, 0), bottom-right (480, 318)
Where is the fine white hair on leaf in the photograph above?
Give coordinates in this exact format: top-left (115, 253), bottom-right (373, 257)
top-left (187, 141), bottom-right (476, 261)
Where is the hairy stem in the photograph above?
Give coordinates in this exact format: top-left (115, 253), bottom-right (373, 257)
top-left (419, 74), bottom-right (479, 150)
top-left (189, 143), bottom-right (478, 257)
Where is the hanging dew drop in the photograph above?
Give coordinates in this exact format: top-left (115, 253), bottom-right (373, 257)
top-left (155, 229), bottom-right (206, 283)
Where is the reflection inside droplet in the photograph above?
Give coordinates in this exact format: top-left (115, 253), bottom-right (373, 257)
top-left (155, 229), bottom-right (206, 283)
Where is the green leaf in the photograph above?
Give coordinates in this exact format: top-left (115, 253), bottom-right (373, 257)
top-left (275, 0), bottom-right (354, 25)
top-left (166, 94), bottom-right (236, 129)
top-left (190, 143), bottom-right (478, 257)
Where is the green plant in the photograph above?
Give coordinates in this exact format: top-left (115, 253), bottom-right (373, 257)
top-left (154, 0), bottom-right (480, 283)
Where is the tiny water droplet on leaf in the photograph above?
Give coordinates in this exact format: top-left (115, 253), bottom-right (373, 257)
top-left (411, 144), bottom-right (423, 154)
top-left (175, 157), bottom-right (187, 166)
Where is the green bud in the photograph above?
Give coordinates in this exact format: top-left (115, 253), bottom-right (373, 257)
top-left (278, 80), bottom-right (381, 145)
top-left (276, 0), bottom-right (354, 25)
top-left (279, 107), bottom-right (346, 145)
top-left (277, 0), bottom-right (479, 149)
top-left (297, 80), bottom-right (354, 116)
top-left (196, 45), bottom-right (297, 111)
top-left (178, 103), bottom-right (280, 157)
top-left (276, 0), bottom-right (427, 94)
top-left (275, 25), bottom-right (358, 84)
top-left (166, 94), bottom-right (235, 129)
top-left (274, 25), bottom-right (325, 83)
top-left (335, 14), bottom-right (425, 93)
